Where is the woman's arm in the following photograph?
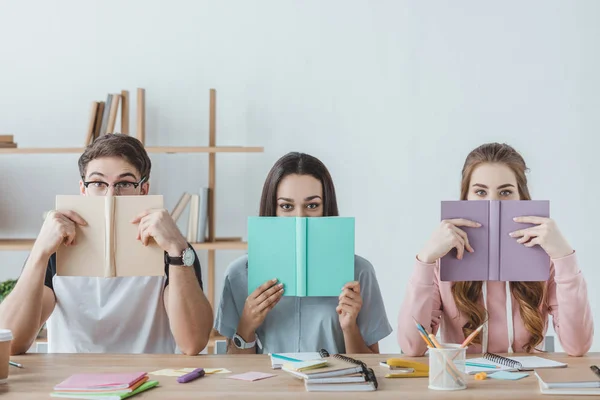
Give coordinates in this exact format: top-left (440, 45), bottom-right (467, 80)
top-left (397, 258), bottom-right (443, 356)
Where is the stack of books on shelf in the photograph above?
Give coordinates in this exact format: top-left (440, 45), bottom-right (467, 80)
top-left (84, 90), bottom-right (132, 145)
top-left (280, 352), bottom-right (378, 392)
top-left (171, 189), bottom-right (209, 243)
top-left (0, 135), bottom-right (17, 148)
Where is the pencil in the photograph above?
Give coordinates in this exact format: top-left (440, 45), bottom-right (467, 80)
top-left (460, 324), bottom-right (485, 348)
top-left (9, 361), bottom-right (23, 368)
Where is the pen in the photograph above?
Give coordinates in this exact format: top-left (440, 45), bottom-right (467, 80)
top-left (591, 365), bottom-right (600, 379)
top-left (177, 368), bottom-right (205, 384)
top-left (9, 361), bottom-right (23, 368)
top-left (464, 362), bottom-right (500, 369)
top-left (270, 353), bottom-right (302, 363)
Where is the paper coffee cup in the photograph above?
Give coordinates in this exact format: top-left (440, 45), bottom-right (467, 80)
top-left (0, 329), bottom-right (13, 384)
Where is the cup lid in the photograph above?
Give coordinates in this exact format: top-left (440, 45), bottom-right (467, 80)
top-left (0, 329), bottom-right (13, 341)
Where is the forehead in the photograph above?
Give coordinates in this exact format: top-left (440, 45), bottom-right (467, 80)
top-left (85, 157), bottom-right (140, 179)
top-left (469, 163), bottom-right (517, 187)
top-left (276, 174), bottom-right (323, 199)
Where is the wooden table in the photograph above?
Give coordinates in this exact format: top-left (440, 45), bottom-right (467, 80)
top-left (1, 353), bottom-right (598, 399)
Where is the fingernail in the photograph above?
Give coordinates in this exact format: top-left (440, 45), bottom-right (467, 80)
top-left (513, 217), bottom-right (518, 221)
top-left (272, 278), bottom-right (278, 283)
top-left (476, 223), bottom-right (481, 227)
top-left (278, 283), bottom-right (283, 288)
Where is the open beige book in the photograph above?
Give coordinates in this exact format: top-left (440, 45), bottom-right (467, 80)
top-left (55, 195), bottom-right (164, 277)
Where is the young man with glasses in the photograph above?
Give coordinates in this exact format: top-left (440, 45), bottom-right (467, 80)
top-left (0, 134), bottom-right (213, 355)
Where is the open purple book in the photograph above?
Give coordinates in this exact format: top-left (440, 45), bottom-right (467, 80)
top-left (440, 200), bottom-right (550, 282)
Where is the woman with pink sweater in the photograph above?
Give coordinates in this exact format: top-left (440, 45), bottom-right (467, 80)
top-left (398, 143), bottom-right (593, 356)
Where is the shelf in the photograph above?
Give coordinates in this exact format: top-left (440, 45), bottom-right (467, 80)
top-left (0, 146), bottom-right (263, 154)
top-left (0, 238), bottom-right (247, 251)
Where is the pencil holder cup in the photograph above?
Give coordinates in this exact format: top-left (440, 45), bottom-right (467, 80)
top-left (428, 344), bottom-right (467, 391)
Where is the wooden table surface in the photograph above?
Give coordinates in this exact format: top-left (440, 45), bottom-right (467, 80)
top-left (1, 353), bottom-right (598, 399)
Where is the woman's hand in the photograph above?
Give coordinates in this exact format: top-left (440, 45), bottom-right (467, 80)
top-left (417, 219), bottom-right (481, 263)
top-left (236, 279), bottom-right (284, 341)
top-left (510, 216), bottom-right (573, 259)
top-left (337, 281), bottom-right (363, 331)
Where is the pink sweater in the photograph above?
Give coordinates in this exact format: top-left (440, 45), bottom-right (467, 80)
top-left (398, 252), bottom-right (593, 356)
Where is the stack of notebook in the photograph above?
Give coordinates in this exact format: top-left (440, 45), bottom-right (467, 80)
top-left (535, 368), bottom-right (600, 395)
top-left (281, 353), bottom-right (378, 392)
top-left (51, 372), bottom-right (158, 399)
top-left (464, 354), bottom-right (567, 375)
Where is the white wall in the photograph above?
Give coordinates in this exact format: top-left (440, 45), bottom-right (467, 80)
top-left (0, 0), bottom-right (598, 353)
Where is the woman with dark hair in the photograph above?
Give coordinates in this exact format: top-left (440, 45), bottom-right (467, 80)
top-left (215, 152), bottom-right (392, 354)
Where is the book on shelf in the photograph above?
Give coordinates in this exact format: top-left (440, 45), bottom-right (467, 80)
top-left (186, 194), bottom-right (199, 242)
top-left (84, 102), bottom-right (99, 146)
top-left (0, 143), bottom-right (17, 148)
top-left (197, 187), bottom-right (209, 243)
top-left (93, 102), bottom-right (105, 140)
top-left (171, 193), bottom-right (191, 222)
top-left (440, 200), bottom-right (550, 281)
top-left (99, 94), bottom-right (113, 136)
top-left (0, 135), bottom-right (14, 143)
top-left (107, 94), bottom-right (121, 134)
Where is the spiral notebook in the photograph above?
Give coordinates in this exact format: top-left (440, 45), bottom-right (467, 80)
top-left (465, 353), bottom-right (567, 374)
top-left (282, 350), bottom-right (377, 391)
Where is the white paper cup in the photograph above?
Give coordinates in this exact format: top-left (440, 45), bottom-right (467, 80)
top-left (0, 329), bottom-right (13, 384)
top-left (428, 344), bottom-right (467, 391)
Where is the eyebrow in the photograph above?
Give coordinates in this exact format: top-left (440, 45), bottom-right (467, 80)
top-left (277, 195), bottom-right (322, 202)
top-left (472, 183), bottom-right (515, 189)
top-left (87, 172), bottom-right (138, 180)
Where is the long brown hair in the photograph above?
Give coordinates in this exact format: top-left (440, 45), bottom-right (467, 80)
top-left (452, 143), bottom-right (547, 352)
top-left (259, 152), bottom-right (339, 217)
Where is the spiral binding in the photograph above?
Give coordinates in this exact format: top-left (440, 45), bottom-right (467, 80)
top-left (483, 352), bottom-right (523, 369)
top-left (318, 349), bottom-right (378, 389)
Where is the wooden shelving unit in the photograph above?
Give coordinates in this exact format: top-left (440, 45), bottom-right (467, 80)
top-left (0, 88), bottom-right (261, 307)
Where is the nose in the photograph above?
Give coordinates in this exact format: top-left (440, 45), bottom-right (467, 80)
top-left (487, 192), bottom-right (500, 201)
top-left (293, 208), bottom-right (308, 217)
top-left (106, 186), bottom-right (118, 196)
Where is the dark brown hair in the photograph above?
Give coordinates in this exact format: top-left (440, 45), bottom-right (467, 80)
top-left (78, 134), bottom-right (151, 180)
top-left (259, 152), bottom-right (339, 216)
top-left (452, 142), bottom-right (546, 352)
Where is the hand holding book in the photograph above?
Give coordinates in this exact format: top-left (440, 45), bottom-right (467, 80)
top-left (510, 216), bottom-right (573, 259)
top-left (131, 208), bottom-right (188, 256)
top-left (417, 218), bottom-right (481, 264)
top-left (32, 210), bottom-right (88, 259)
top-left (237, 279), bottom-right (284, 340)
top-left (337, 281), bottom-right (363, 331)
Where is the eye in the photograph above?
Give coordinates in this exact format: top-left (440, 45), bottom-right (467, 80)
top-left (500, 190), bottom-right (513, 197)
top-left (90, 181), bottom-right (108, 188)
top-left (306, 203), bottom-right (320, 210)
top-left (115, 182), bottom-right (135, 189)
top-left (279, 203), bottom-right (293, 211)
top-left (475, 189), bottom-right (487, 196)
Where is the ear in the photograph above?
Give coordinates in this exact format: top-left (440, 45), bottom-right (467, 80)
top-left (79, 180), bottom-right (86, 196)
top-left (141, 182), bottom-right (150, 196)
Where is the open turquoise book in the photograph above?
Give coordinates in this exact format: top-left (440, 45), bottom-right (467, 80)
top-left (248, 217), bottom-right (355, 297)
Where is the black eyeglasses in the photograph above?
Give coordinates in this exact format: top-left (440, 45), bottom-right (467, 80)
top-left (82, 176), bottom-right (147, 196)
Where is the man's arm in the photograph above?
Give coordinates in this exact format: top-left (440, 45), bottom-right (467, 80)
top-left (164, 266), bottom-right (213, 355)
top-left (0, 210), bottom-right (86, 355)
top-left (0, 253), bottom-right (56, 355)
top-left (132, 209), bottom-right (213, 356)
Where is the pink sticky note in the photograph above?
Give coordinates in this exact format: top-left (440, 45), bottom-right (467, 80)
top-left (228, 372), bottom-right (276, 382)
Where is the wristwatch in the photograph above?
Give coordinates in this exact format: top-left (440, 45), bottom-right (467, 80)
top-left (232, 333), bottom-right (256, 349)
top-left (164, 246), bottom-right (195, 267)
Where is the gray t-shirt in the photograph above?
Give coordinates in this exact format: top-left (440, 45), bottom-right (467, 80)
top-left (214, 254), bottom-right (393, 354)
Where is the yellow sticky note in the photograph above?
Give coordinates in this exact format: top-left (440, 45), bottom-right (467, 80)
top-left (149, 369), bottom-right (187, 377)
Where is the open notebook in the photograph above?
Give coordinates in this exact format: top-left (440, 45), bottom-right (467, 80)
top-left (465, 354), bottom-right (567, 375)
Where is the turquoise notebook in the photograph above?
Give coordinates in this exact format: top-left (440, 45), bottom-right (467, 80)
top-left (247, 217), bottom-right (355, 297)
